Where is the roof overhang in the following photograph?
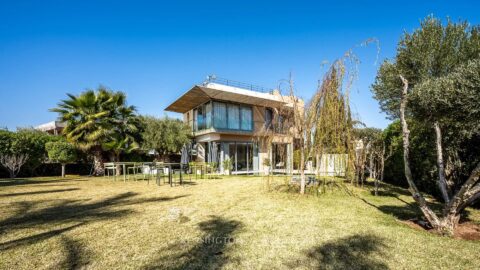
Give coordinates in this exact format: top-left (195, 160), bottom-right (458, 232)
top-left (35, 121), bottom-right (65, 131)
top-left (165, 83), bottom-right (288, 113)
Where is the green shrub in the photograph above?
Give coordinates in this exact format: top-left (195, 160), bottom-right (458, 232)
top-left (46, 141), bottom-right (77, 177)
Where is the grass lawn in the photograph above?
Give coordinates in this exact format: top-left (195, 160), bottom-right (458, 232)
top-left (0, 175), bottom-right (479, 269)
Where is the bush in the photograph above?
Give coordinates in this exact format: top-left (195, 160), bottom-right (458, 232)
top-left (383, 120), bottom-right (445, 199)
top-left (0, 129), bottom-right (58, 177)
top-left (46, 141), bottom-right (77, 177)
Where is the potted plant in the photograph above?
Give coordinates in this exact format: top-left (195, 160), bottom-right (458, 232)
top-left (222, 158), bottom-right (232, 175)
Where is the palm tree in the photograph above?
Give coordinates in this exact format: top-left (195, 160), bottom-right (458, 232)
top-left (51, 86), bottom-right (138, 176)
top-left (102, 100), bottom-right (142, 174)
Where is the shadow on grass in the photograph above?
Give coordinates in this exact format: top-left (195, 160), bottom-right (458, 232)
top-left (0, 223), bottom-right (84, 251)
top-left (60, 235), bottom-right (92, 270)
top-left (0, 192), bottom-right (190, 233)
top-left (0, 188), bottom-right (81, 197)
top-left (359, 182), bottom-right (452, 222)
top-left (144, 215), bottom-right (242, 270)
top-left (288, 234), bottom-right (388, 270)
top-left (0, 178), bottom-right (88, 187)
top-left (376, 205), bottom-right (421, 220)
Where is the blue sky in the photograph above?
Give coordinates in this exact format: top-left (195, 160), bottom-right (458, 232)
top-left (1, 0), bottom-right (479, 130)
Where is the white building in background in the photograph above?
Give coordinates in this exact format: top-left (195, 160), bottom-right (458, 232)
top-left (35, 121), bottom-right (65, 135)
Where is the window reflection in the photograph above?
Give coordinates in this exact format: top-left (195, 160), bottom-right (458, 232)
top-left (195, 101), bottom-right (253, 132)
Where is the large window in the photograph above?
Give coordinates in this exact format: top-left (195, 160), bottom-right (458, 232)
top-left (205, 102), bottom-right (212, 129)
top-left (195, 101), bottom-right (253, 132)
top-left (196, 105), bottom-right (205, 131)
top-left (213, 102), bottom-right (227, 129)
top-left (240, 106), bottom-right (252, 131)
top-left (227, 104), bottom-right (240, 129)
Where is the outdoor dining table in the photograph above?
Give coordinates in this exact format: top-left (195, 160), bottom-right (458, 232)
top-left (189, 163), bottom-right (206, 179)
top-left (158, 163), bottom-right (184, 187)
top-left (110, 162), bottom-right (137, 182)
top-left (109, 162), bottom-right (185, 186)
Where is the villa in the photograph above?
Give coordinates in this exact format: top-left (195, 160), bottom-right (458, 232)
top-left (165, 76), bottom-right (298, 175)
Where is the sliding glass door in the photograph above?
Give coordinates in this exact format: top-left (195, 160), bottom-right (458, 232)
top-left (224, 142), bottom-right (257, 173)
top-left (236, 143), bottom-right (248, 172)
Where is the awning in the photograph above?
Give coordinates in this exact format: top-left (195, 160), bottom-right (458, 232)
top-left (165, 83), bottom-right (288, 113)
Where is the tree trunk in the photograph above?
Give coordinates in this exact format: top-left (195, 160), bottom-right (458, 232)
top-left (434, 121), bottom-right (450, 203)
top-left (399, 75), bottom-right (441, 228)
top-left (369, 151), bottom-right (374, 179)
top-left (439, 213), bottom-right (461, 234)
top-left (61, 164), bottom-right (66, 178)
top-left (92, 149), bottom-right (104, 176)
top-left (374, 159), bottom-right (379, 196)
top-left (441, 162), bottom-right (480, 233)
top-left (115, 153), bottom-right (122, 176)
top-left (300, 146), bottom-right (306, 194)
top-left (380, 143), bottom-right (385, 182)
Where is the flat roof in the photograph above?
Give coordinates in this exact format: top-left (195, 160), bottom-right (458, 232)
top-left (165, 83), bottom-right (288, 113)
top-left (35, 121), bottom-right (65, 131)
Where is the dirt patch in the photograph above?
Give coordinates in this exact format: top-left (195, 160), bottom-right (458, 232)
top-left (401, 219), bottom-right (480, 240)
top-left (453, 222), bottom-right (480, 241)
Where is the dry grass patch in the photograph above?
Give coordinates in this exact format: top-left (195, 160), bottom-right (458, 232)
top-left (0, 176), bottom-right (479, 269)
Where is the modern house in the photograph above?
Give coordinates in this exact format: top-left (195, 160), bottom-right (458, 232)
top-left (165, 76), bottom-right (300, 175)
top-left (35, 121), bottom-right (65, 135)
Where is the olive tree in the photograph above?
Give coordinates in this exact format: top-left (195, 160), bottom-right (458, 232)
top-left (372, 16), bottom-right (480, 234)
top-left (141, 116), bottom-right (191, 161)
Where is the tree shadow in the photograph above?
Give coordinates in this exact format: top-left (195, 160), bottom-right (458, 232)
top-left (60, 235), bottom-right (92, 270)
top-left (376, 205), bottom-right (421, 221)
top-left (288, 234), bottom-right (388, 270)
top-left (0, 223), bottom-right (84, 251)
top-left (0, 193), bottom-right (190, 233)
top-left (144, 215), bottom-right (243, 270)
top-left (0, 178), bottom-right (88, 187)
top-left (0, 188), bottom-right (81, 197)
top-left (365, 181), bottom-right (412, 198)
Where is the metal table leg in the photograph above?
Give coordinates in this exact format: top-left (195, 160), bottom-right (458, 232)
top-left (123, 164), bottom-right (126, 182)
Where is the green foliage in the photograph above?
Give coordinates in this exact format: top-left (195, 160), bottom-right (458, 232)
top-left (353, 127), bottom-right (382, 144)
top-left (101, 104), bottom-right (142, 160)
top-left (372, 16), bottom-right (480, 199)
top-left (45, 141), bottom-right (77, 164)
top-left (372, 16), bottom-right (480, 119)
top-left (312, 68), bottom-right (353, 155)
top-left (141, 116), bottom-right (191, 157)
top-left (411, 59), bottom-right (480, 138)
top-left (15, 129), bottom-right (58, 171)
top-left (51, 86), bottom-right (141, 153)
top-left (0, 129), bottom-right (14, 156)
top-left (0, 129), bottom-right (57, 176)
top-left (382, 120), bottom-right (440, 198)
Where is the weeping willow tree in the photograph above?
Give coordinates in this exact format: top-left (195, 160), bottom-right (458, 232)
top-left (286, 55), bottom-right (358, 194)
top-left (310, 62), bottom-right (357, 187)
top-left (257, 43), bottom-right (375, 194)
